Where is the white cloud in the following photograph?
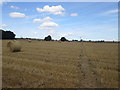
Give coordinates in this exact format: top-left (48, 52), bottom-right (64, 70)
top-left (24, 8), bottom-right (28, 11)
top-left (40, 21), bottom-right (58, 27)
top-left (61, 32), bottom-right (75, 37)
top-left (0, 0), bottom-right (15, 6)
top-left (38, 21), bottom-right (58, 30)
top-left (34, 32), bottom-right (37, 34)
top-left (70, 13), bottom-right (78, 16)
top-left (104, 9), bottom-right (118, 14)
top-left (0, 24), bottom-right (7, 28)
top-left (100, 9), bottom-right (119, 16)
top-left (33, 16), bottom-right (53, 23)
top-left (9, 12), bottom-right (26, 18)
top-left (10, 5), bottom-right (19, 9)
top-left (0, 0), bottom-right (4, 5)
top-left (36, 5), bottom-right (65, 15)
top-left (0, 0), bottom-right (2, 5)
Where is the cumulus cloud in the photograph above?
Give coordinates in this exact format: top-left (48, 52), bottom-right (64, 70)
top-left (36, 5), bottom-right (65, 15)
top-left (70, 13), bottom-right (78, 16)
top-left (38, 21), bottom-right (58, 30)
top-left (33, 16), bottom-right (53, 23)
top-left (9, 12), bottom-right (26, 18)
top-left (10, 5), bottom-right (19, 9)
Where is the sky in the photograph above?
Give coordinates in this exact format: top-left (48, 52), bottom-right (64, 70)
top-left (1, 2), bottom-right (118, 41)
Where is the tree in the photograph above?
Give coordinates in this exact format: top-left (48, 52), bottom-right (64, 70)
top-left (0, 29), bottom-right (16, 39)
top-left (89, 40), bottom-right (91, 42)
top-left (44, 35), bottom-right (52, 41)
top-left (60, 37), bottom-right (67, 41)
top-left (0, 30), bottom-right (2, 39)
top-left (80, 39), bottom-right (83, 42)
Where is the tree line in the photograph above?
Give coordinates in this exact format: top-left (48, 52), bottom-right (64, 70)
top-left (44, 35), bottom-right (68, 41)
top-left (0, 29), bottom-right (69, 41)
top-left (0, 29), bottom-right (107, 42)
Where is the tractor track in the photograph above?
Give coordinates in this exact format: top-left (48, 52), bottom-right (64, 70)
top-left (77, 42), bottom-right (104, 88)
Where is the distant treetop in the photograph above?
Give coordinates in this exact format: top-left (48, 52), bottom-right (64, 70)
top-left (44, 35), bottom-right (52, 41)
top-left (60, 37), bottom-right (68, 41)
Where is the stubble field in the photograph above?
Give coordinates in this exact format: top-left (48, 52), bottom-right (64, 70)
top-left (2, 40), bottom-right (119, 88)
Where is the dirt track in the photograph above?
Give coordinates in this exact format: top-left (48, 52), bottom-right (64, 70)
top-left (78, 42), bottom-right (102, 88)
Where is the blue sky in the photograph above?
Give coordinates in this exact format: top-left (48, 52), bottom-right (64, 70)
top-left (1, 2), bottom-right (118, 41)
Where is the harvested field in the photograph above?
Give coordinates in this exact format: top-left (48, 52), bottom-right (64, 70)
top-left (2, 40), bottom-right (119, 88)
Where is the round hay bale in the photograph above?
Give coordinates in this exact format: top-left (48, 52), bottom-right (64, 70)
top-left (7, 41), bottom-right (21, 52)
top-left (7, 41), bottom-right (11, 47)
top-left (28, 40), bottom-right (31, 43)
top-left (58, 41), bottom-right (62, 43)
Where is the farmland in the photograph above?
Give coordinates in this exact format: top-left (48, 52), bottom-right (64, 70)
top-left (2, 40), bottom-right (118, 88)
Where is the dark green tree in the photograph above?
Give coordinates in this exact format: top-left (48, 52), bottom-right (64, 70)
top-left (44, 35), bottom-right (52, 41)
top-left (60, 37), bottom-right (67, 41)
top-left (0, 29), bottom-right (16, 39)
